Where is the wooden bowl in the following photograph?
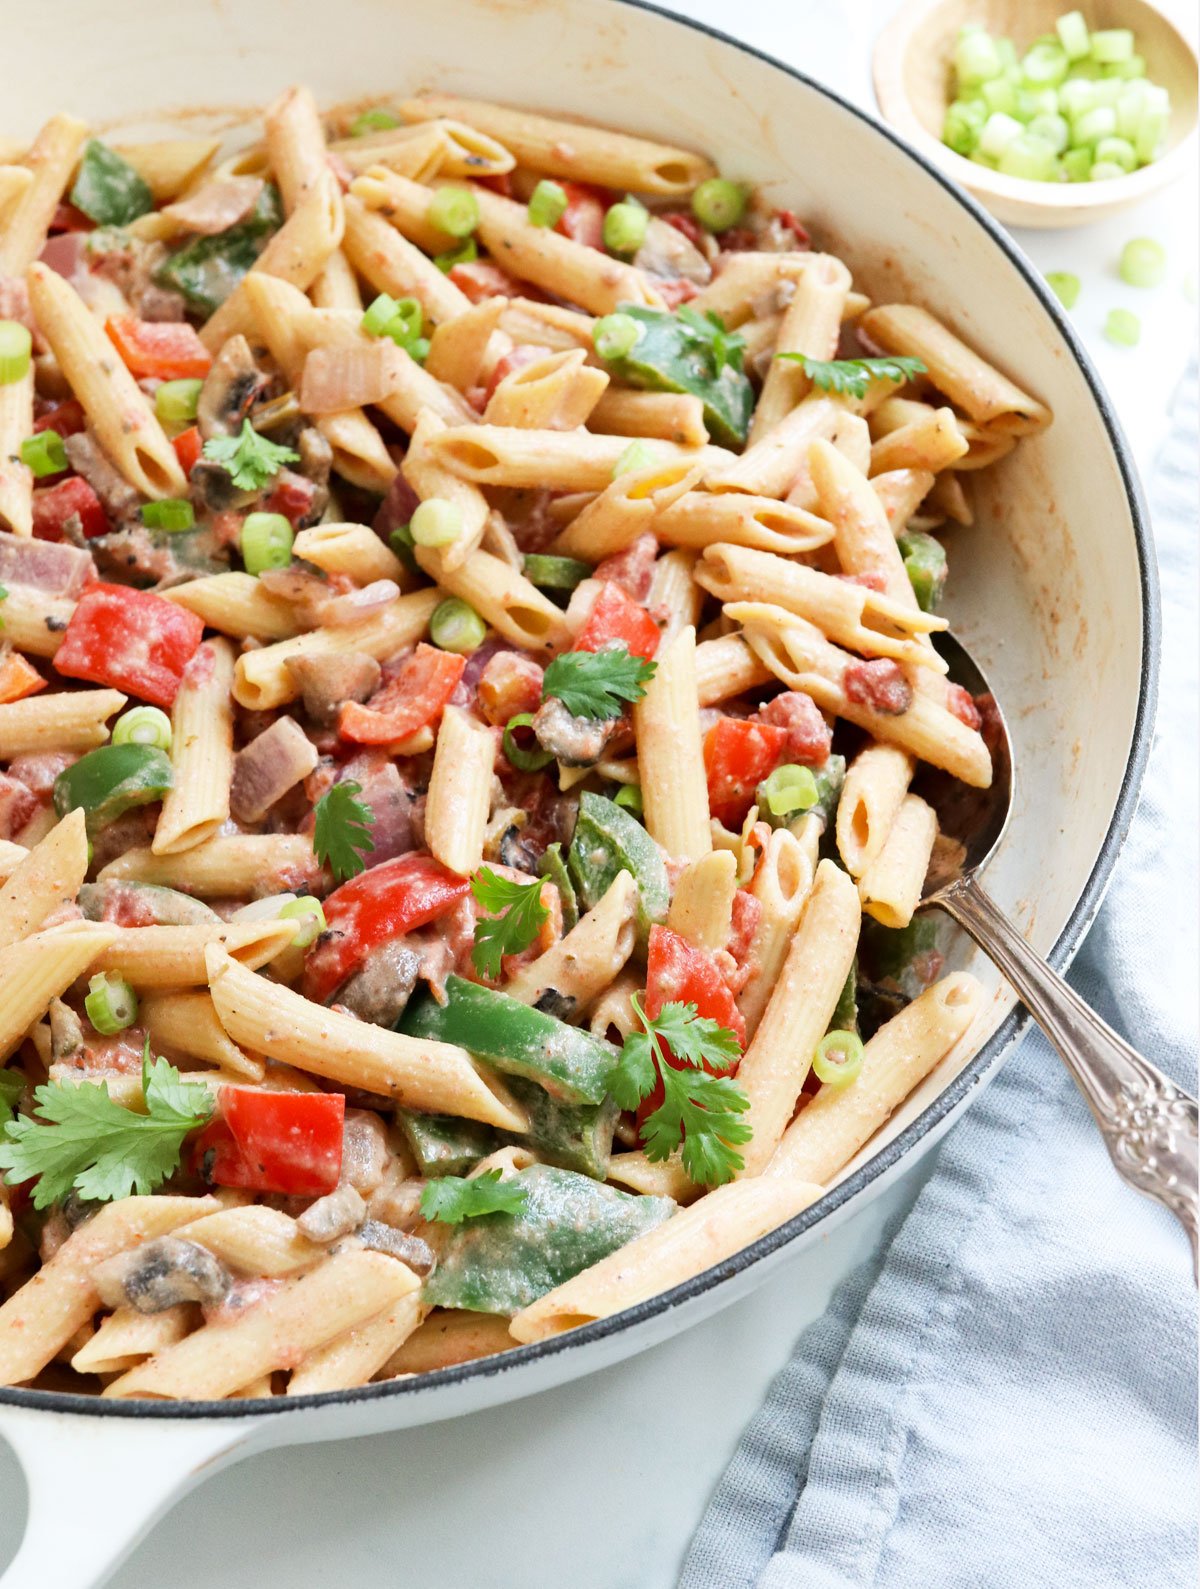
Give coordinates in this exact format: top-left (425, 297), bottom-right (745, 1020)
top-left (874, 0), bottom-right (1199, 226)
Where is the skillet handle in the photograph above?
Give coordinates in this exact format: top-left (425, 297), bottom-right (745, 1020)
top-left (0, 1402), bottom-right (259, 1588)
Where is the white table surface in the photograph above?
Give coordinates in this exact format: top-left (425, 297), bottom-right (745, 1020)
top-left (3, 6), bottom-right (1195, 1587)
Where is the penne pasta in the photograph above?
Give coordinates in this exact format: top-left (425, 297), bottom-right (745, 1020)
top-left (634, 625), bottom-right (711, 864)
top-left (0, 688), bottom-right (125, 757)
top-left (90, 919), bottom-right (300, 989)
top-left (163, 572), bottom-right (300, 641)
top-left (424, 704), bottom-right (494, 876)
top-left (483, 347), bottom-right (609, 431)
top-left (0, 367), bottom-right (34, 536)
top-left (152, 637), bottom-right (235, 855)
top-left (141, 990), bottom-right (264, 1081)
top-left (0, 114), bottom-right (88, 275)
top-left (749, 255), bottom-right (853, 444)
top-left (505, 870), bottom-right (638, 1013)
top-left (857, 791), bottom-right (938, 929)
top-left (836, 743), bottom-right (916, 878)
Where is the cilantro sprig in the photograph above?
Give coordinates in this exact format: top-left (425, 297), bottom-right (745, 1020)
top-left (470, 867), bottom-right (548, 980)
top-left (541, 644), bottom-right (657, 722)
top-left (202, 419), bottom-right (299, 492)
top-left (0, 1040), bottom-right (213, 1209)
top-left (313, 780), bottom-right (376, 883)
top-left (676, 306), bottom-right (746, 376)
top-left (610, 995), bottom-right (750, 1186)
top-left (774, 354), bottom-right (927, 400)
top-left (420, 1168), bottom-right (529, 1224)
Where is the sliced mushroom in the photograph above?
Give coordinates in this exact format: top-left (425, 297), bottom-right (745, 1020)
top-left (93, 1237), bottom-right (232, 1314)
top-left (197, 333), bottom-right (266, 440)
top-left (337, 940), bottom-right (423, 1030)
top-left (296, 1183), bottom-right (366, 1243)
top-left (531, 696), bottom-right (618, 768)
top-left (356, 1219), bottom-right (436, 1277)
top-left (340, 1108), bottom-right (391, 1194)
top-left (633, 216), bottom-right (713, 285)
top-left (285, 651), bottom-right (381, 727)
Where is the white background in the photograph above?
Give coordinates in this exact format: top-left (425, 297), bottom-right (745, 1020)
top-left (1, 4), bottom-right (1195, 1586)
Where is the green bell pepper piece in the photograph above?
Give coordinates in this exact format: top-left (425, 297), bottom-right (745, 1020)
top-left (77, 882), bottom-right (218, 926)
top-left (53, 744), bottom-right (173, 837)
top-left (537, 842), bottom-right (579, 931)
top-left (398, 1111), bottom-right (496, 1177)
top-left (504, 1077), bottom-right (619, 1180)
top-left (422, 1164), bottom-right (675, 1315)
top-left (153, 184), bottom-right (284, 316)
top-left (568, 791), bottom-right (668, 947)
top-left (829, 959), bottom-right (859, 1036)
top-left (857, 917), bottom-right (948, 1037)
top-left (70, 140), bottom-right (154, 227)
top-left (400, 976), bottom-right (617, 1106)
top-left (596, 304), bottom-right (755, 449)
top-left (897, 530), bottom-right (948, 613)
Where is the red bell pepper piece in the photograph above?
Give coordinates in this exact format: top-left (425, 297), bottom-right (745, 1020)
top-left (703, 717), bottom-right (788, 829)
top-left (33, 397), bottom-right (86, 437)
top-left (338, 643), bottom-right (466, 746)
top-left (556, 182), bottom-right (610, 250)
top-left (449, 259), bottom-right (521, 302)
top-left (31, 475), bottom-right (108, 541)
top-left (50, 201), bottom-right (95, 234)
top-left (638, 924), bottom-right (746, 1128)
top-left (195, 1088), bottom-right (345, 1197)
top-left (302, 852), bottom-right (471, 1003)
top-left (105, 316), bottom-right (213, 380)
top-left (262, 470), bottom-right (318, 528)
top-left (574, 581), bottom-right (660, 662)
top-left (54, 582), bottom-right (204, 708)
top-left (172, 425), bottom-right (202, 476)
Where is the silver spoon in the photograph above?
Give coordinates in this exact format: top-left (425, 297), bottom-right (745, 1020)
top-left (915, 634), bottom-right (1198, 1274)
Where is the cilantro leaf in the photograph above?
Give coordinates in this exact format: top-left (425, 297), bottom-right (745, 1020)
top-left (313, 780), bottom-right (376, 883)
top-left (419, 1168), bottom-right (529, 1224)
top-left (541, 644), bottom-right (657, 721)
top-left (774, 355), bottom-right (927, 400)
top-left (201, 419), bottom-right (299, 492)
top-left (0, 1043), bottom-right (213, 1210)
top-left (612, 996), bottom-right (750, 1186)
top-left (470, 868), bottom-right (549, 980)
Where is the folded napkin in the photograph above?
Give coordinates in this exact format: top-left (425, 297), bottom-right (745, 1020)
top-left (680, 366), bottom-right (1199, 1589)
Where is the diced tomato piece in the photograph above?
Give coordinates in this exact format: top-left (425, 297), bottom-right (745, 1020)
top-left (638, 924), bottom-right (747, 1129)
top-left (31, 476), bottom-right (108, 542)
top-left (758, 690), bottom-right (832, 766)
top-left (54, 583), bottom-right (204, 708)
top-left (338, 643), bottom-right (466, 746)
top-left (945, 682), bottom-right (983, 731)
top-left (475, 172), bottom-right (514, 199)
top-left (449, 260), bottom-right (520, 302)
top-left (262, 470), bottom-right (318, 528)
top-left (50, 202), bottom-right (95, 234)
top-left (105, 316), bottom-right (213, 381)
top-left (703, 717), bottom-right (788, 828)
top-left (773, 209), bottom-right (812, 249)
top-left (195, 1088), bottom-right (345, 1197)
top-left (556, 182), bottom-right (609, 250)
top-left (303, 853), bottom-right (472, 1003)
top-left (0, 653), bottom-right (47, 705)
top-left (592, 533), bottom-right (657, 602)
top-left (574, 581), bottom-right (660, 662)
top-left (171, 425), bottom-right (203, 476)
top-left (662, 211), bottom-right (707, 250)
top-left (33, 397), bottom-right (86, 437)
top-left (842, 658), bottom-right (913, 717)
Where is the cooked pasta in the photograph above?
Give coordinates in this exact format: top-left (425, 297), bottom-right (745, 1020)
top-left (0, 82), bottom-right (1045, 1395)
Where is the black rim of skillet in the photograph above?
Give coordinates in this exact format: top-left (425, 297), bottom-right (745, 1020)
top-left (0, 0), bottom-right (1161, 1421)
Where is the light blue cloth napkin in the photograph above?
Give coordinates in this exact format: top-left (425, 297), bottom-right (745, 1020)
top-left (680, 367), bottom-right (1199, 1589)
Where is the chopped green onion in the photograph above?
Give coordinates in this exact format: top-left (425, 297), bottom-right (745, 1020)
top-left (1056, 10), bottom-right (1090, 61)
top-left (279, 895), bottom-right (327, 947)
top-left (141, 498), bottom-right (195, 533)
top-left (433, 239), bottom-right (478, 273)
top-left (1095, 135), bottom-right (1137, 172)
top-left (427, 185), bottom-right (479, 239)
top-left (0, 321), bottom-right (32, 386)
top-left (350, 107), bottom-right (401, 136)
top-left (155, 378), bottom-right (203, 430)
top-left (998, 132), bottom-right (1058, 180)
top-left (1104, 307), bottom-right (1141, 346)
top-left (19, 429), bottom-right (67, 478)
top-left (1062, 146), bottom-right (1093, 182)
top-left (430, 597), bottom-right (487, 654)
top-left (981, 76), bottom-right (1018, 116)
top-left (812, 1029), bottom-right (864, 1087)
top-left (1073, 104), bottom-right (1118, 145)
top-left (84, 973), bottom-right (139, 1036)
top-left (241, 511), bottom-right (294, 574)
top-left (362, 292), bottom-right (401, 336)
top-left (503, 713), bottom-right (553, 773)
top-left (1119, 237), bottom-right (1167, 288)
top-left (1091, 28), bottom-right (1133, 65)
top-left (1059, 78), bottom-right (1097, 119)
top-left (1021, 41), bottom-right (1069, 87)
top-left (602, 199), bottom-right (649, 255)
top-left (759, 764), bottom-right (818, 818)
top-left (112, 706), bottom-right (172, 753)
top-left (691, 177), bottom-right (747, 232)
top-left (1089, 160), bottom-right (1127, 181)
top-left (1045, 271), bottom-right (1081, 309)
top-left (410, 497), bottom-right (463, 548)
top-left (943, 99), bottom-right (988, 155)
top-left (613, 784), bottom-right (644, 817)
top-left (389, 522), bottom-right (417, 570)
top-left (522, 553), bottom-right (593, 591)
top-left (979, 111), bottom-right (1024, 160)
top-left (593, 312), bottom-right (644, 362)
top-left (527, 179), bottom-right (568, 229)
top-left (955, 29), bottom-right (1003, 86)
top-left (1028, 111), bottom-right (1070, 153)
top-left (1106, 54), bottom-right (1146, 81)
top-left (612, 439), bottom-right (661, 478)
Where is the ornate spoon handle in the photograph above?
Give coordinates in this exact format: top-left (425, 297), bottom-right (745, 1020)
top-left (930, 874), bottom-right (1198, 1277)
